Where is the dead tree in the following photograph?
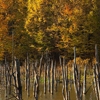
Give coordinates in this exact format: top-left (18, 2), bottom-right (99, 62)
top-left (4, 57), bottom-right (8, 98)
top-left (60, 57), bottom-right (69, 100)
top-left (13, 58), bottom-right (22, 100)
top-left (93, 44), bottom-right (100, 100)
top-left (54, 61), bottom-right (57, 92)
top-left (83, 64), bottom-right (87, 94)
top-left (33, 61), bottom-right (39, 100)
top-left (51, 60), bottom-right (54, 94)
top-left (25, 54), bottom-right (30, 97)
top-left (25, 59), bottom-right (27, 90)
top-left (65, 65), bottom-right (68, 100)
top-left (59, 56), bottom-right (65, 100)
top-left (93, 65), bottom-right (99, 100)
top-left (47, 58), bottom-right (50, 92)
top-left (73, 47), bottom-right (83, 100)
top-left (39, 54), bottom-right (43, 77)
top-left (6, 64), bottom-right (12, 95)
top-left (27, 59), bottom-right (30, 97)
top-left (93, 45), bottom-right (100, 100)
top-left (44, 63), bottom-right (46, 94)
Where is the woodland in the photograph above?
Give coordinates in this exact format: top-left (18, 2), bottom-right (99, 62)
top-left (0, 0), bottom-right (100, 62)
top-left (0, 1), bottom-right (100, 100)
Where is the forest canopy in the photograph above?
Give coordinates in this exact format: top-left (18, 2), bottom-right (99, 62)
top-left (0, 0), bottom-right (100, 61)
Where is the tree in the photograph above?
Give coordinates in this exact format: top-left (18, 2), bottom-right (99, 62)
top-left (25, 0), bottom-right (73, 59)
top-left (0, 0), bottom-right (32, 61)
top-left (63, 0), bottom-right (100, 58)
top-left (0, 0), bottom-right (11, 60)
top-left (0, 0), bottom-right (98, 61)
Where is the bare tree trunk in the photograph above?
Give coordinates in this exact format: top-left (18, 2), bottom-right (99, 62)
top-left (68, 91), bottom-right (70, 100)
top-left (93, 65), bottom-right (99, 100)
top-left (65, 65), bottom-right (68, 100)
top-left (39, 55), bottom-right (43, 77)
top-left (73, 47), bottom-right (83, 100)
top-left (33, 63), bottom-right (39, 100)
top-left (95, 44), bottom-right (99, 65)
top-left (27, 61), bottom-right (30, 97)
top-left (15, 59), bottom-right (22, 100)
top-left (32, 63), bottom-right (34, 84)
top-left (25, 54), bottom-right (30, 97)
top-left (7, 65), bottom-right (12, 95)
top-left (25, 59), bottom-right (27, 90)
top-left (60, 57), bottom-right (69, 100)
top-left (94, 44), bottom-right (100, 100)
top-left (83, 64), bottom-right (87, 94)
top-left (47, 60), bottom-right (50, 92)
top-left (44, 63), bottom-right (46, 94)
top-left (34, 74), bottom-right (39, 100)
top-left (4, 58), bottom-right (8, 98)
top-left (73, 63), bottom-right (79, 100)
top-left (54, 61), bottom-right (57, 92)
top-left (51, 60), bottom-right (54, 94)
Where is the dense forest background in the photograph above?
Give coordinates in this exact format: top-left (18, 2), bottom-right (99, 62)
top-left (0, 0), bottom-right (100, 62)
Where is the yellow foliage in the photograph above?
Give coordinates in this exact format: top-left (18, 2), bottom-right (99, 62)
top-left (0, 0), bottom-right (13, 10)
top-left (92, 58), bottom-right (96, 65)
top-left (73, 7), bottom-right (83, 15)
top-left (69, 22), bottom-right (78, 34)
top-left (27, 0), bottom-right (42, 12)
top-left (62, 3), bottom-right (72, 15)
top-left (67, 57), bottom-right (90, 68)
